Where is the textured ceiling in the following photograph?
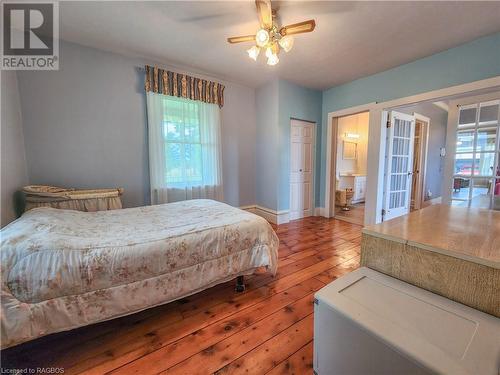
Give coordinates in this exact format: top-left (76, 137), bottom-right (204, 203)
top-left (59, 1), bottom-right (500, 90)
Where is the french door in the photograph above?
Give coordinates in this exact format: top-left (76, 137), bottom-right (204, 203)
top-left (383, 111), bottom-right (415, 221)
top-left (447, 95), bottom-right (500, 209)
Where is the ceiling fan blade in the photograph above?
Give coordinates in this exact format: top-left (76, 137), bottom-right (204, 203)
top-left (255, 0), bottom-right (273, 29)
top-left (227, 35), bottom-right (256, 44)
top-left (280, 20), bottom-right (316, 36)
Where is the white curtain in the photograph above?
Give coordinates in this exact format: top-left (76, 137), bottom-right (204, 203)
top-left (147, 92), bottom-right (223, 205)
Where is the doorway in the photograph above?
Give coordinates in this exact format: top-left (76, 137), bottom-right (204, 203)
top-left (289, 119), bottom-right (315, 221)
top-left (382, 102), bottom-right (448, 220)
top-left (332, 111), bottom-right (369, 225)
top-left (410, 115), bottom-right (430, 211)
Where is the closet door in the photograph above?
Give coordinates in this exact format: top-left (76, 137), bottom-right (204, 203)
top-left (384, 111), bottom-right (415, 221)
top-left (290, 120), bottom-right (314, 221)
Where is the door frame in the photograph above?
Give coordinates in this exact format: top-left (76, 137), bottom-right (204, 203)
top-left (324, 76), bottom-right (500, 225)
top-left (412, 113), bottom-right (430, 210)
top-left (289, 118), bottom-right (316, 221)
top-left (325, 103), bottom-right (376, 220)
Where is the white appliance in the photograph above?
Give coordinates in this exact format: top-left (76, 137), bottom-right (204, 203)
top-left (314, 267), bottom-right (500, 375)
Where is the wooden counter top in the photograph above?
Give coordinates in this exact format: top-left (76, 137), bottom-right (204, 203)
top-left (363, 205), bottom-right (500, 269)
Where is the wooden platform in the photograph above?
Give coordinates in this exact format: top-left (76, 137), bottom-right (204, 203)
top-left (361, 205), bottom-right (500, 317)
top-left (1, 217), bottom-right (361, 375)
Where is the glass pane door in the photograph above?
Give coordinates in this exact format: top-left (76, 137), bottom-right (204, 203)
top-left (452, 100), bottom-right (500, 209)
top-left (384, 111), bottom-right (415, 220)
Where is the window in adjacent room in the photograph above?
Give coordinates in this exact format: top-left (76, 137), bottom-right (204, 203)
top-left (452, 100), bottom-right (500, 209)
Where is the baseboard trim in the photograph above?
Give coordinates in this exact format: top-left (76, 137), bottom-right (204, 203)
top-left (239, 205), bottom-right (290, 225)
top-left (241, 205), bottom-right (329, 224)
top-left (314, 207), bottom-right (328, 217)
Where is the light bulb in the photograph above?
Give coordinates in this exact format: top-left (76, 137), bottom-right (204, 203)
top-left (345, 133), bottom-right (360, 139)
top-left (247, 46), bottom-right (260, 61)
top-left (267, 53), bottom-right (279, 66)
top-left (265, 47), bottom-right (273, 58)
top-left (279, 35), bottom-right (294, 52)
top-left (255, 28), bottom-right (270, 47)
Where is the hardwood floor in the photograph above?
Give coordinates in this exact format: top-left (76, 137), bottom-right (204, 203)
top-left (334, 202), bottom-right (365, 225)
top-left (1, 217), bottom-right (361, 374)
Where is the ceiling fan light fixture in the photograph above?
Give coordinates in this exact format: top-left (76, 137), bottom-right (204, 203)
top-left (255, 28), bottom-right (270, 47)
top-left (278, 35), bottom-right (294, 53)
top-left (227, 0), bottom-right (315, 66)
top-left (247, 46), bottom-right (260, 61)
top-left (265, 46), bottom-right (272, 58)
top-left (267, 53), bottom-right (279, 66)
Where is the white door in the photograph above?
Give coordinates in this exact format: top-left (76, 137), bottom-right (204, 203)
top-left (383, 111), bottom-right (415, 221)
top-left (290, 120), bottom-right (314, 221)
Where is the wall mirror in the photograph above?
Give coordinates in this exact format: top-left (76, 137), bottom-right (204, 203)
top-left (343, 141), bottom-right (357, 159)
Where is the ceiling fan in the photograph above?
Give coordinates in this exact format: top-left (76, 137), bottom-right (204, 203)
top-left (227, 0), bottom-right (316, 66)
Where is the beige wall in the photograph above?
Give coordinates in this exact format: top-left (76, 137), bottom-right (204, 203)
top-left (336, 112), bottom-right (369, 177)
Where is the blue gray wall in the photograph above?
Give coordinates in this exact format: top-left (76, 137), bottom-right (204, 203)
top-left (16, 41), bottom-right (257, 208)
top-left (319, 32), bottom-right (500, 207)
top-left (399, 102), bottom-right (448, 200)
top-left (1, 71), bottom-right (28, 227)
top-left (255, 79), bottom-right (279, 210)
top-left (278, 80), bottom-right (322, 211)
top-left (255, 79), bottom-right (322, 212)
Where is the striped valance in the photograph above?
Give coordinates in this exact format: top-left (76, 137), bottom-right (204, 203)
top-left (144, 65), bottom-right (225, 108)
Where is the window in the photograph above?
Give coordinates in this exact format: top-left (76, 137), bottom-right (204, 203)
top-left (147, 93), bottom-right (222, 204)
top-left (452, 100), bottom-right (500, 209)
top-left (163, 99), bottom-right (203, 186)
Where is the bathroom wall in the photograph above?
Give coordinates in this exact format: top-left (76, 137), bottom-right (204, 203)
top-left (336, 112), bottom-right (369, 178)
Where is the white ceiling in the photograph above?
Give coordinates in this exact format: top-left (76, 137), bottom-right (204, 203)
top-left (59, 1), bottom-right (500, 90)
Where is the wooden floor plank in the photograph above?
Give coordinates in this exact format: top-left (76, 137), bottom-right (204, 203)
top-left (111, 279), bottom-right (323, 375)
top-left (215, 315), bottom-right (314, 375)
top-left (163, 294), bottom-right (315, 375)
top-left (1, 216), bottom-right (361, 375)
top-left (266, 341), bottom-right (314, 375)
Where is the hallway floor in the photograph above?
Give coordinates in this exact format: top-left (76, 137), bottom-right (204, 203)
top-left (334, 202), bottom-right (365, 225)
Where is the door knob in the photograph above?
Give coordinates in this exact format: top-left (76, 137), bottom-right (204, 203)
top-left (299, 169), bottom-right (303, 172)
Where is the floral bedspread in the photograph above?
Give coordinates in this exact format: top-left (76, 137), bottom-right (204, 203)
top-left (0, 199), bottom-right (278, 348)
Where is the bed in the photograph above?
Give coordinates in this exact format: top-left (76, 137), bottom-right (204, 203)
top-left (0, 199), bottom-right (279, 349)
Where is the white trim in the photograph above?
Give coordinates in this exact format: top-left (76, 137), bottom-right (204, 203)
top-left (239, 205), bottom-right (257, 212)
top-left (371, 76), bottom-right (500, 112)
top-left (433, 101), bottom-right (449, 112)
top-left (314, 207), bottom-right (327, 217)
top-left (325, 75), bottom-right (500, 225)
top-left (240, 205), bottom-right (290, 225)
top-left (241, 204), bottom-right (328, 224)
